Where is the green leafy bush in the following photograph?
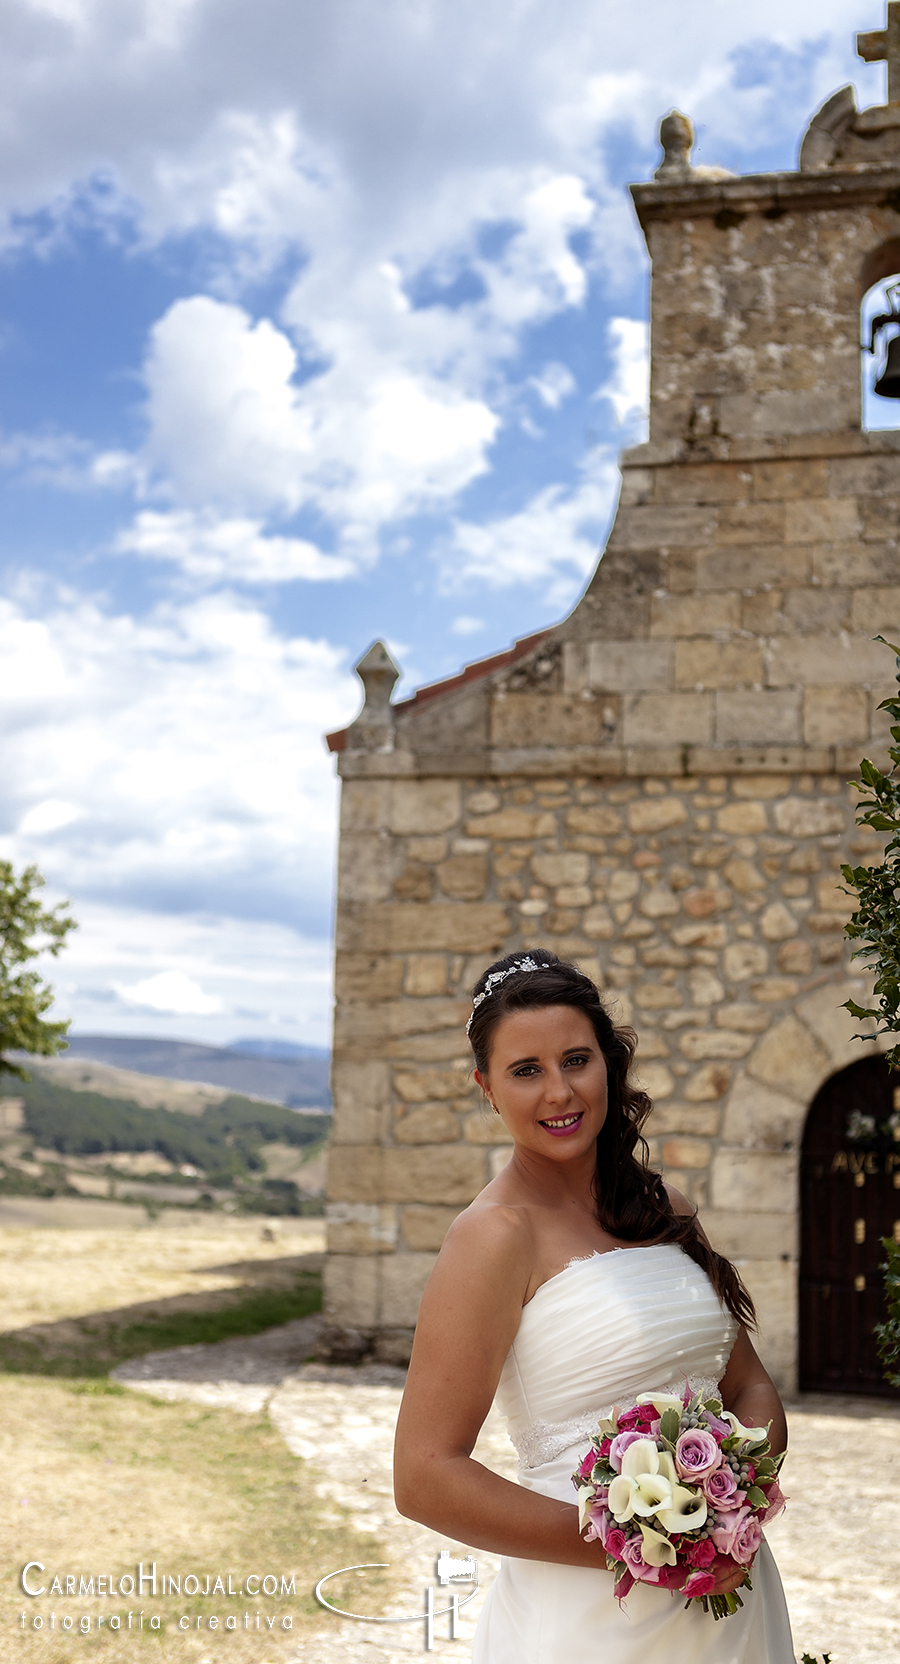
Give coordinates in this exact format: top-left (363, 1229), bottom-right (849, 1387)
top-left (876, 1235), bottom-right (900, 1388)
top-left (841, 637), bottom-right (900, 1065)
top-left (0, 861), bottom-right (75, 1079)
top-left (842, 637), bottom-right (900, 1392)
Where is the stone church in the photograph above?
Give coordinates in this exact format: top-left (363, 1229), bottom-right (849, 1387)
top-left (323, 9), bottom-right (900, 1397)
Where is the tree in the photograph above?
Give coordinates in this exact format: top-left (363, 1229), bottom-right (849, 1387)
top-left (0, 861), bottom-right (77, 1081)
top-left (839, 636), bottom-right (900, 1387)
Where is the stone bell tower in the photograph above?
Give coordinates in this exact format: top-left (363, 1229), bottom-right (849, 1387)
top-left (322, 11), bottom-right (900, 1393)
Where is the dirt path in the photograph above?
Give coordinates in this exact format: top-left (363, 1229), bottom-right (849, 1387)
top-left (116, 1328), bottom-right (900, 1664)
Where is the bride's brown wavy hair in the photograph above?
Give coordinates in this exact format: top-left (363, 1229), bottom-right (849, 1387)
top-left (467, 949), bottom-right (755, 1330)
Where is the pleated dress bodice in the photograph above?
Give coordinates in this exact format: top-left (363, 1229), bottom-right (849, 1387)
top-left (496, 1242), bottom-right (738, 1476)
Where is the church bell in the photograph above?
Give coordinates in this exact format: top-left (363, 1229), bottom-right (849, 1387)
top-left (874, 332), bottom-right (900, 399)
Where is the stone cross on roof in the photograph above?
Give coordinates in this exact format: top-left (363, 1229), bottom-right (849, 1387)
top-left (858, 2), bottom-right (900, 105)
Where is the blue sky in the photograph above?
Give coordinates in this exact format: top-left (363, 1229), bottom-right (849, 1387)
top-left (0, 0), bottom-right (892, 1047)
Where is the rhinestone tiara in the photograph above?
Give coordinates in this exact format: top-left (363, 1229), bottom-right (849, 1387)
top-left (465, 955), bottom-right (590, 1035)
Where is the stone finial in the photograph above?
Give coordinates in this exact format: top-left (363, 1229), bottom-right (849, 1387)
top-left (655, 110), bottom-right (694, 179)
top-left (345, 639), bottom-right (401, 752)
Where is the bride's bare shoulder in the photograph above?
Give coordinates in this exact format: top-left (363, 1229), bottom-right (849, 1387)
top-left (432, 1194), bottom-right (535, 1291)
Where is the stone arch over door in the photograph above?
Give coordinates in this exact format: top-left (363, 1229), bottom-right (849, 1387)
top-left (710, 979), bottom-right (886, 1394)
top-left (799, 1053), bottom-right (900, 1397)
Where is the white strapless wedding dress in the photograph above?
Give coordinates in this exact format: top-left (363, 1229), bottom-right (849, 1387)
top-left (471, 1243), bottom-right (794, 1663)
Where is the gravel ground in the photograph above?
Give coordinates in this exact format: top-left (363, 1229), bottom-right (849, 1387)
top-left (115, 1328), bottom-right (900, 1664)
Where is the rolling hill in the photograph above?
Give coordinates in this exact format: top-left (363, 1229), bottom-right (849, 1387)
top-left (58, 1035), bottom-right (331, 1108)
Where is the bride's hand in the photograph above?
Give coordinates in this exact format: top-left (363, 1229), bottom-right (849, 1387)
top-left (707, 1557), bottom-right (753, 1596)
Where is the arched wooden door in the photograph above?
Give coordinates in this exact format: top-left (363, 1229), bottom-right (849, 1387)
top-left (800, 1054), bottom-right (900, 1396)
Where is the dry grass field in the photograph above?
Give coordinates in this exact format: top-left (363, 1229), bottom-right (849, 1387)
top-left (0, 1206), bottom-right (392, 1662)
top-left (0, 1211), bottom-right (326, 1376)
top-left (1, 1374), bottom-right (387, 1663)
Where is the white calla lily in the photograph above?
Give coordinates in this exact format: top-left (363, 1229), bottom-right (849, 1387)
top-left (578, 1487), bottom-right (598, 1531)
top-left (631, 1472), bottom-right (674, 1518)
top-left (635, 1392), bottom-right (684, 1416)
top-left (608, 1474), bottom-right (638, 1522)
top-left (723, 1411), bottom-right (769, 1450)
top-left (639, 1524), bottom-right (678, 1567)
top-left (620, 1439), bottom-right (660, 1480)
top-left (656, 1450), bottom-right (678, 1486)
top-left (656, 1484), bottom-right (708, 1534)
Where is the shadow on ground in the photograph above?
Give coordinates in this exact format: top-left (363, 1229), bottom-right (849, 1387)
top-left (0, 1250), bottom-right (323, 1376)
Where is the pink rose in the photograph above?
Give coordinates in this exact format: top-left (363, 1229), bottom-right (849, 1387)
top-left (576, 1448), bottom-right (596, 1481)
top-left (616, 1407), bottom-right (641, 1431)
top-left (760, 1476), bottom-right (786, 1524)
top-left (686, 1537), bottom-right (717, 1568)
top-left (605, 1526), bottom-right (627, 1560)
top-left (702, 1466), bottom-right (742, 1510)
top-left (683, 1569), bottom-right (716, 1599)
top-left (597, 1436), bottom-right (612, 1459)
top-left (621, 1532), bottom-right (661, 1584)
top-left (675, 1429), bottom-right (721, 1483)
top-left (704, 1412), bottom-right (731, 1439)
top-left (710, 1506), bottom-right (762, 1566)
top-left (609, 1431), bottom-right (647, 1472)
top-left (732, 1514), bottom-right (762, 1566)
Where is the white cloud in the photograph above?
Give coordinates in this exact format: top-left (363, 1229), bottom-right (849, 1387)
top-left (18, 799), bottom-right (84, 836)
top-left (46, 900), bottom-right (334, 1048)
top-left (444, 461), bottom-right (619, 605)
top-left (0, 589), bottom-right (359, 946)
top-left (12, 2), bottom-right (857, 582)
top-left (451, 615), bottom-right (485, 636)
top-left (595, 318), bottom-right (650, 432)
top-left (117, 510), bottom-right (354, 584)
top-left (142, 296), bottom-right (315, 515)
top-left (139, 292), bottom-right (499, 550)
top-left (530, 362), bottom-right (577, 410)
top-left (116, 968), bottom-right (222, 1016)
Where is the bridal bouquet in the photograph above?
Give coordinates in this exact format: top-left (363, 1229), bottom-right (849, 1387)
top-left (571, 1388), bottom-right (786, 1619)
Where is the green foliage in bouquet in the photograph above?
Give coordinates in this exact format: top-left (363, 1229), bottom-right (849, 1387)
top-left (0, 861), bottom-right (76, 1080)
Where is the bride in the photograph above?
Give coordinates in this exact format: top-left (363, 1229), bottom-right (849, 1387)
top-left (393, 951), bottom-right (794, 1662)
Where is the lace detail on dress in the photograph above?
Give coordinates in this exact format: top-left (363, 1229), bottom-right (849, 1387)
top-left (510, 1374), bottom-right (724, 1471)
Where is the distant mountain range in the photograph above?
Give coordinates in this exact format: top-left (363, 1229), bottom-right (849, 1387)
top-left (61, 1035), bottom-right (331, 1109)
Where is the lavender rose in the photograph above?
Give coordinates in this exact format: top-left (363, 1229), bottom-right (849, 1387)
top-left (702, 1465), bottom-right (743, 1511)
top-left (674, 1428), bottom-right (722, 1483)
top-left (621, 1531), bottom-right (661, 1584)
top-left (608, 1431), bottom-right (648, 1473)
top-left (583, 1504), bottom-right (613, 1546)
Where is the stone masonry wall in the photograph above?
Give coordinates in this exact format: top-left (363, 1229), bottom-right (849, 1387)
top-left (326, 766), bottom-right (884, 1388)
